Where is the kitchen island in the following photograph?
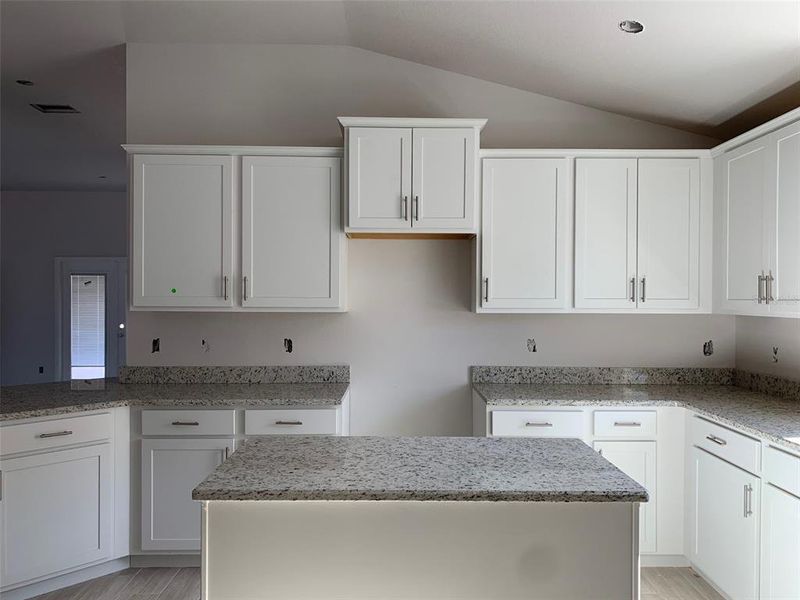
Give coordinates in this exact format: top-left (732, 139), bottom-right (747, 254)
top-left (193, 435), bottom-right (648, 600)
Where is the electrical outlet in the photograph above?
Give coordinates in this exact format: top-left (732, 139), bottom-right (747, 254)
top-left (284, 338), bottom-right (293, 353)
top-left (526, 339), bottom-right (537, 352)
top-left (703, 340), bottom-right (714, 356)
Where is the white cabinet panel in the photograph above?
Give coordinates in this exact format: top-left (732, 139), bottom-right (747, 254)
top-left (347, 128), bottom-right (411, 230)
top-left (480, 158), bottom-right (568, 309)
top-left (244, 409), bottom-right (339, 436)
top-left (141, 410), bottom-right (236, 437)
top-left (131, 155), bottom-right (233, 308)
top-left (242, 156), bottom-right (343, 308)
top-left (692, 447), bottom-right (759, 600)
top-left (412, 128), bottom-right (476, 231)
top-left (637, 159), bottom-right (700, 309)
top-left (594, 441), bottom-right (656, 553)
top-left (0, 444), bottom-right (112, 588)
top-left (770, 121), bottom-right (800, 317)
top-left (575, 158), bottom-right (638, 309)
top-left (761, 483), bottom-right (800, 600)
top-left (141, 438), bottom-right (233, 551)
top-left (491, 410), bottom-right (583, 438)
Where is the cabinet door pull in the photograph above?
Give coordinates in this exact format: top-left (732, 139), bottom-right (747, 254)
top-left (171, 421), bottom-right (200, 426)
top-left (402, 196), bottom-right (408, 220)
top-left (413, 196), bottom-right (420, 221)
top-left (613, 421), bottom-right (641, 427)
top-left (630, 277), bottom-right (636, 303)
top-left (37, 430), bottom-right (73, 439)
top-left (275, 420), bottom-right (303, 426)
top-left (640, 277), bottom-right (646, 303)
top-left (525, 421), bottom-right (553, 427)
top-left (766, 271), bottom-right (774, 304)
top-left (757, 273), bottom-right (765, 304)
top-left (223, 275), bottom-right (228, 301)
top-left (743, 484), bottom-right (753, 517)
top-left (484, 277), bottom-right (489, 303)
top-left (705, 434), bottom-right (727, 446)
top-left (224, 446), bottom-right (230, 460)
top-left (243, 276), bottom-right (248, 302)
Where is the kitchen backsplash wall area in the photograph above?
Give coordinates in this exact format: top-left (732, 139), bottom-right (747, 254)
top-left (126, 239), bottom-right (737, 436)
top-left (735, 315), bottom-right (800, 382)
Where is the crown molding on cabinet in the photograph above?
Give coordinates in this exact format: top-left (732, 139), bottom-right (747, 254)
top-left (710, 106), bottom-right (800, 157)
top-left (122, 145), bottom-right (343, 157)
top-left (479, 148), bottom-right (712, 158)
top-left (337, 117), bottom-right (488, 131)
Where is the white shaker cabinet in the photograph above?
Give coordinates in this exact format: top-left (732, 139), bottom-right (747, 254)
top-left (760, 483), bottom-right (800, 599)
top-left (131, 154), bottom-right (234, 309)
top-left (242, 156), bottom-right (345, 309)
top-left (479, 157), bottom-right (569, 310)
top-left (691, 447), bottom-right (759, 600)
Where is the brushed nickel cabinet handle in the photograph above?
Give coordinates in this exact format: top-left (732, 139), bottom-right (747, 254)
top-left (275, 420), bottom-right (303, 426)
top-left (223, 275), bottom-right (228, 301)
top-left (243, 276), bottom-right (248, 301)
top-left (484, 277), bottom-right (489, 303)
top-left (757, 273), bottom-right (765, 304)
top-left (706, 434), bottom-right (727, 446)
top-left (630, 277), bottom-right (636, 303)
top-left (171, 421), bottom-right (200, 426)
top-left (224, 446), bottom-right (230, 460)
top-left (402, 196), bottom-right (408, 220)
top-left (525, 421), bottom-right (553, 427)
top-left (743, 484), bottom-right (753, 517)
top-left (614, 421), bottom-right (641, 427)
top-left (38, 430), bottom-right (73, 439)
top-left (640, 277), bottom-right (646, 303)
top-left (414, 196), bottom-right (420, 221)
top-left (766, 271), bottom-right (774, 304)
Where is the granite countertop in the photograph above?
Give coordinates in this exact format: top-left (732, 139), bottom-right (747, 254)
top-left (0, 380), bottom-right (350, 421)
top-left (474, 383), bottom-right (800, 453)
top-left (191, 435), bottom-right (648, 502)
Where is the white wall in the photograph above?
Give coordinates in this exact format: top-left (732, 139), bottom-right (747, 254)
top-left (735, 316), bottom-right (800, 381)
top-left (0, 191), bottom-right (127, 385)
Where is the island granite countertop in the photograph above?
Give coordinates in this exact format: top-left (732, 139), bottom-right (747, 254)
top-left (474, 383), bottom-right (800, 453)
top-left (191, 435), bottom-right (648, 502)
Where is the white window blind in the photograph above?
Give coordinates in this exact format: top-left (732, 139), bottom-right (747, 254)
top-left (70, 274), bottom-right (105, 379)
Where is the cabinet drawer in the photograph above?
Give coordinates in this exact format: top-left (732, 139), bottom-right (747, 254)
top-left (141, 410), bottom-right (236, 436)
top-left (1, 412), bottom-right (112, 456)
top-left (245, 409), bottom-right (339, 435)
top-left (491, 411), bottom-right (582, 438)
top-left (594, 411), bottom-right (657, 438)
top-left (764, 446), bottom-right (800, 498)
top-left (691, 416), bottom-right (760, 474)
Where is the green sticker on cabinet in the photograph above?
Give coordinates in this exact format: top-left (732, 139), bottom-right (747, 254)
top-left (170, 288), bottom-right (177, 294)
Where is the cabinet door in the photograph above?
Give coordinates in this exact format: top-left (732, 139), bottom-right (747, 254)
top-left (575, 158), bottom-right (638, 309)
top-left (141, 438), bottom-right (233, 551)
top-left (719, 139), bottom-right (770, 314)
top-left (131, 155), bottom-right (233, 308)
top-left (761, 483), bottom-right (800, 599)
top-left (242, 156), bottom-right (343, 309)
top-left (412, 128), bottom-right (476, 231)
top-left (347, 128), bottom-right (411, 230)
top-left (768, 120), bottom-right (800, 317)
top-left (0, 444), bottom-right (112, 587)
top-left (692, 448), bottom-right (759, 600)
top-left (481, 158), bottom-right (568, 309)
top-left (594, 441), bottom-right (657, 553)
top-left (637, 159), bottom-right (700, 310)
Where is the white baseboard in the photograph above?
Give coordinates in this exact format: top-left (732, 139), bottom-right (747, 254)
top-left (130, 554), bottom-right (201, 568)
top-left (640, 554), bottom-right (690, 567)
top-left (0, 557), bottom-right (130, 600)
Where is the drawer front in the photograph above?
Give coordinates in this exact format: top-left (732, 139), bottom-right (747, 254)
top-left (141, 410), bottom-right (236, 436)
top-left (764, 445), bottom-right (800, 498)
top-left (245, 409), bottom-right (339, 435)
top-left (691, 416), bottom-right (760, 474)
top-left (594, 410), bottom-right (657, 438)
top-left (0, 412), bottom-right (112, 456)
top-left (491, 410), bottom-right (583, 438)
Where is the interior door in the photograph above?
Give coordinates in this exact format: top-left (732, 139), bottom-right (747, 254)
top-left (481, 158), bottom-right (568, 309)
top-left (692, 447), bottom-right (759, 600)
top-left (347, 128), bottom-right (411, 230)
top-left (412, 128), bottom-right (476, 231)
top-left (0, 444), bottom-right (112, 587)
top-left (242, 156), bottom-right (342, 309)
top-left (131, 154), bottom-right (233, 308)
top-left (141, 438), bottom-right (233, 551)
top-left (594, 441), bottom-right (657, 553)
top-left (637, 158), bottom-right (700, 310)
top-left (574, 158), bottom-right (638, 309)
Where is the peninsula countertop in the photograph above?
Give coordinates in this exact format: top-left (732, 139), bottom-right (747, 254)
top-left (191, 435), bottom-right (649, 502)
top-left (473, 383), bottom-right (800, 453)
top-left (0, 379), bottom-right (350, 422)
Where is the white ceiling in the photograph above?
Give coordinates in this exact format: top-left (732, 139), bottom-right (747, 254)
top-left (2, 0), bottom-right (799, 190)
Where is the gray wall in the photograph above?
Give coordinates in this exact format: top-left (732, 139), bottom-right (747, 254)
top-left (735, 316), bottom-right (800, 381)
top-left (1, 191), bottom-right (127, 385)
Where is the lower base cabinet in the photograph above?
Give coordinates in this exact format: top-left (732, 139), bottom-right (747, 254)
top-left (594, 441), bottom-right (657, 553)
top-left (692, 447), bottom-right (760, 600)
top-left (141, 438), bottom-right (233, 551)
top-left (0, 443), bottom-right (113, 587)
top-left (761, 483), bottom-right (800, 599)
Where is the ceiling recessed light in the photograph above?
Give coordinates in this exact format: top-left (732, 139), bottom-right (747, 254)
top-left (30, 103), bottom-right (80, 114)
top-left (619, 20), bottom-right (644, 34)
top-left (16, 79), bottom-right (34, 86)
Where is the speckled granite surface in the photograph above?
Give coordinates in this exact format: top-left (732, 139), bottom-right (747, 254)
top-left (0, 380), bottom-right (349, 422)
top-left (119, 365), bottom-right (350, 384)
top-left (192, 436), bottom-right (648, 502)
top-left (474, 383), bottom-right (800, 453)
top-left (471, 366), bottom-right (734, 385)
top-left (735, 369), bottom-right (800, 402)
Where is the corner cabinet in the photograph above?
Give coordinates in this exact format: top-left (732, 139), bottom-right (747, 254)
top-left (339, 118), bottom-right (485, 234)
top-left (124, 146), bottom-right (346, 312)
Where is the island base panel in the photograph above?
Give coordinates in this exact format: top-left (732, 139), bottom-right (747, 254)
top-left (201, 501), bottom-right (640, 599)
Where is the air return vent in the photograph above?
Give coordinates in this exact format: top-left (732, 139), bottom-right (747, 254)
top-left (30, 103), bottom-right (80, 114)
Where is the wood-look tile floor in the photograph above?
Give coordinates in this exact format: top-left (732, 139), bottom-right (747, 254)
top-left (33, 566), bottom-right (722, 600)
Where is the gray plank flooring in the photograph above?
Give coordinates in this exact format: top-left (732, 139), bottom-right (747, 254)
top-left (33, 566), bottom-right (722, 600)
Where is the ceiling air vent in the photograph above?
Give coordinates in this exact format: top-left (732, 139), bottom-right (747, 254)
top-left (30, 103), bottom-right (80, 114)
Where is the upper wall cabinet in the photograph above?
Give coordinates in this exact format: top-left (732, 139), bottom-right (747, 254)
top-left (575, 157), bottom-right (704, 312)
top-left (715, 118), bottom-right (800, 317)
top-left (339, 118), bottom-right (486, 234)
top-left (125, 146), bottom-right (346, 312)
